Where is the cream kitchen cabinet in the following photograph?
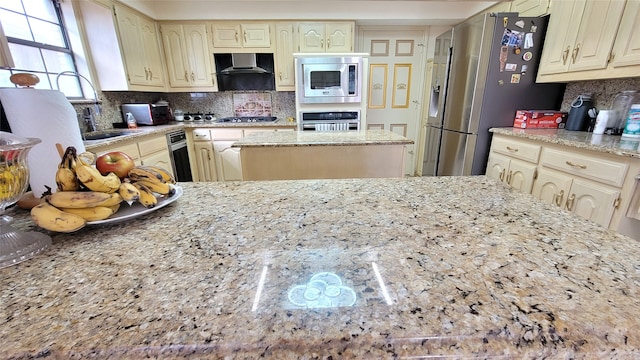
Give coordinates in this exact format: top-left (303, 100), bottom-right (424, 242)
top-left (211, 129), bottom-right (244, 182)
top-left (190, 129), bottom-right (218, 182)
top-left (509, 0), bottom-right (550, 16)
top-left (610, 0), bottom-right (640, 68)
top-left (160, 23), bottom-right (215, 91)
top-left (297, 22), bottom-right (354, 53)
top-left (274, 22), bottom-right (295, 91)
top-left (486, 135), bottom-right (540, 193)
top-left (113, 4), bottom-right (166, 88)
top-left (538, 0), bottom-right (625, 76)
top-left (211, 23), bottom-right (272, 49)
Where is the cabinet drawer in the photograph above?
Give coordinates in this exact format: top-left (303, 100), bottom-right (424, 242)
top-left (192, 129), bottom-right (212, 141)
top-left (491, 136), bottom-right (541, 163)
top-left (540, 148), bottom-right (628, 187)
top-left (138, 136), bottom-right (168, 157)
top-left (94, 142), bottom-right (140, 161)
top-left (211, 128), bottom-right (243, 140)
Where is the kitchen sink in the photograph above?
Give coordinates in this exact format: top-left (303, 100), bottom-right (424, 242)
top-left (83, 130), bottom-right (136, 141)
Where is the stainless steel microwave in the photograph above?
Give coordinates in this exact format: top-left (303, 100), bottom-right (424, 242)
top-left (295, 54), bottom-right (364, 104)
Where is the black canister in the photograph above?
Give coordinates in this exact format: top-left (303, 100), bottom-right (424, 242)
top-left (565, 94), bottom-right (594, 131)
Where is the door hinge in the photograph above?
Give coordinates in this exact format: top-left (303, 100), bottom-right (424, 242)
top-left (533, 168), bottom-right (538, 180)
top-left (614, 195), bottom-right (622, 209)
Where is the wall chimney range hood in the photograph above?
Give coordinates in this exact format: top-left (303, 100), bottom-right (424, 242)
top-left (214, 53), bottom-right (275, 91)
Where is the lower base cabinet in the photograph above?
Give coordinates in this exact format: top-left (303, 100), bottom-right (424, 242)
top-left (213, 140), bottom-right (242, 181)
top-left (486, 153), bottom-right (537, 193)
top-left (193, 142), bottom-right (217, 182)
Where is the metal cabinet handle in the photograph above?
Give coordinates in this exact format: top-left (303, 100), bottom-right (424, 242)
top-left (566, 160), bottom-right (587, 169)
top-left (327, 38), bottom-right (331, 48)
top-left (144, 67), bottom-right (148, 80)
top-left (562, 47), bottom-right (570, 65)
top-left (185, 71), bottom-right (189, 81)
top-left (506, 146), bottom-right (518, 152)
top-left (191, 72), bottom-right (195, 81)
top-left (320, 38), bottom-right (324, 49)
top-left (554, 190), bottom-right (564, 207)
top-left (565, 193), bottom-right (576, 211)
top-left (278, 71), bottom-right (283, 80)
top-left (499, 168), bottom-right (505, 182)
top-left (506, 170), bottom-right (513, 185)
top-left (243, 31), bottom-right (247, 43)
top-left (571, 44), bottom-right (580, 64)
top-left (235, 31), bottom-right (239, 42)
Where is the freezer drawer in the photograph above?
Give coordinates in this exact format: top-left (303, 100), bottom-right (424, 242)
top-left (437, 131), bottom-right (477, 176)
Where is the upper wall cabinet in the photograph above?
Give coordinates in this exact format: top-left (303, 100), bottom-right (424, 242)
top-left (160, 23), bottom-right (216, 91)
top-left (610, 0), bottom-right (640, 68)
top-left (113, 4), bottom-right (166, 87)
top-left (509, 0), bottom-right (550, 16)
top-left (274, 22), bottom-right (295, 91)
top-left (297, 22), bottom-right (354, 53)
top-left (211, 22), bottom-right (272, 50)
top-left (77, 0), bottom-right (166, 91)
top-left (537, 0), bottom-right (639, 82)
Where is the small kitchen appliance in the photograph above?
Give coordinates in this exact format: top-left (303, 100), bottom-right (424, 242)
top-left (120, 104), bottom-right (171, 125)
top-left (299, 111), bottom-right (360, 131)
top-left (295, 54), bottom-right (364, 104)
top-left (611, 91), bottom-right (638, 134)
top-left (565, 94), bottom-right (596, 131)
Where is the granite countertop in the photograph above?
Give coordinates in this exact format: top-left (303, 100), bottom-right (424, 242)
top-left (232, 129), bottom-right (414, 147)
top-left (3, 177), bottom-right (640, 358)
top-left (491, 127), bottom-right (640, 159)
top-left (83, 120), bottom-right (297, 150)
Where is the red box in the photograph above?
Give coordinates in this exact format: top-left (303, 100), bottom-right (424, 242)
top-left (513, 110), bottom-right (568, 129)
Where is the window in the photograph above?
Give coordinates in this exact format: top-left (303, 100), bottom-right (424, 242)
top-left (0, 0), bottom-right (83, 98)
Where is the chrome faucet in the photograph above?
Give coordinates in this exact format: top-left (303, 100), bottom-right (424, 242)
top-left (55, 71), bottom-right (101, 116)
top-left (82, 107), bottom-right (97, 133)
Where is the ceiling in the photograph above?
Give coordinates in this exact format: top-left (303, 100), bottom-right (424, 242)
top-left (117, 0), bottom-right (502, 25)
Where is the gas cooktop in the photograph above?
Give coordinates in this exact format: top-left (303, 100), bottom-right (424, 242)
top-left (217, 116), bottom-right (277, 123)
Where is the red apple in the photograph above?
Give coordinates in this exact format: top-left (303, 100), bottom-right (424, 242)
top-left (95, 151), bottom-right (135, 179)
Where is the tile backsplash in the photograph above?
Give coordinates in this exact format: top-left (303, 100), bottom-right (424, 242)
top-left (561, 77), bottom-right (640, 112)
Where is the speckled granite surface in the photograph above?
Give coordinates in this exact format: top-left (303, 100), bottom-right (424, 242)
top-left (491, 127), bottom-right (640, 159)
top-left (2, 178), bottom-right (640, 358)
top-left (232, 129), bottom-right (414, 147)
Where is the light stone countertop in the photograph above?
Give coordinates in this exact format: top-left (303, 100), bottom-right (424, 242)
top-left (232, 129), bottom-right (414, 147)
top-left (2, 177), bottom-right (640, 358)
top-left (491, 127), bottom-right (640, 159)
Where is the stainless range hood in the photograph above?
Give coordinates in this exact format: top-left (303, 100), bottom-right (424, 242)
top-left (221, 53), bottom-right (270, 74)
top-left (214, 53), bottom-right (276, 91)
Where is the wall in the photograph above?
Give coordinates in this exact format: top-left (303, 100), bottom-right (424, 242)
top-left (80, 91), bottom-right (295, 130)
top-left (561, 77), bottom-right (640, 112)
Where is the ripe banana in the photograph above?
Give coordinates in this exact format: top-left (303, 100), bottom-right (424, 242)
top-left (99, 192), bottom-right (123, 207)
top-left (31, 201), bottom-right (86, 233)
top-left (118, 182), bottom-right (140, 203)
top-left (75, 161), bottom-right (121, 193)
top-left (128, 166), bottom-right (164, 183)
top-left (48, 190), bottom-right (113, 209)
top-left (77, 151), bottom-right (96, 165)
top-left (134, 180), bottom-right (175, 196)
top-left (133, 182), bottom-right (158, 208)
top-left (140, 165), bottom-right (175, 184)
top-left (56, 147), bottom-right (81, 191)
top-left (59, 205), bottom-right (117, 222)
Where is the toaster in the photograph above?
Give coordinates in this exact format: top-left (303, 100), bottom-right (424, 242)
top-left (121, 103), bottom-right (171, 125)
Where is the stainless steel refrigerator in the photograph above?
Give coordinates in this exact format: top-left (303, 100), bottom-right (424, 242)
top-left (423, 12), bottom-right (565, 176)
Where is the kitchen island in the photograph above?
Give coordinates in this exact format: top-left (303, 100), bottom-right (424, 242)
top-left (2, 177), bottom-right (640, 358)
top-left (233, 129), bottom-right (414, 180)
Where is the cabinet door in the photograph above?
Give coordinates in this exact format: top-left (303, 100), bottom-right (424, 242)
top-left (194, 142), bottom-right (217, 182)
top-left (212, 24), bottom-right (242, 48)
top-left (486, 153), bottom-right (510, 184)
top-left (506, 159), bottom-right (537, 194)
top-left (275, 23), bottom-right (295, 90)
top-left (538, 0), bottom-right (584, 75)
top-left (611, 0), bottom-right (640, 68)
top-left (298, 23), bottom-right (325, 52)
top-left (325, 22), bottom-right (353, 52)
top-left (509, 0), bottom-right (550, 16)
top-left (213, 141), bottom-right (242, 181)
top-left (184, 24), bottom-right (213, 86)
top-left (567, 179), bottom-right (619, 227)
top-left (161, 24), bottom-right (190, 87)
top-left (570, 0), bottom-right (626, 72)
top-left (242, 23), bottom-right (271, 48)
top-left (532, 168), bottom-right (573, 208)
top-left (114, 5), bottom-right (147, 85)
top-left (139, 17), bottom-right (165, 86)
top-left (141, 151), bottom-right (174, 177)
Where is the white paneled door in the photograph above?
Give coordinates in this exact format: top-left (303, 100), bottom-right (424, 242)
top-left (359, 28), bottom-right (427, 176)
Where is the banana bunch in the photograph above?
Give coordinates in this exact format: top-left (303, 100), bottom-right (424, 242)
top-left (31, 146), bottom-right (177, 232)
top-left (127, 165), bottom-right (176, 209)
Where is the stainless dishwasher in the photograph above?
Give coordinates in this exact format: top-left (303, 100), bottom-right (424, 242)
top-left (167, 130), bottom-right (193, 182)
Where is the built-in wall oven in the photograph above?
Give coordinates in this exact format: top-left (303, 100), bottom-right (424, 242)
top-left (167, 130), bottom-right (193, 182)
top-left (300, 110), bottom-right (360, 131)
